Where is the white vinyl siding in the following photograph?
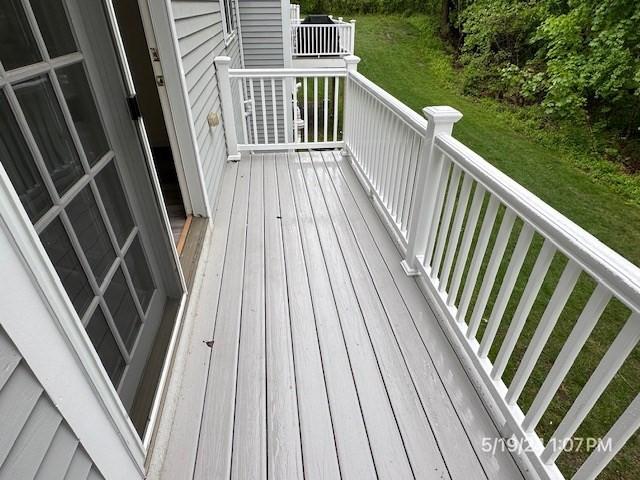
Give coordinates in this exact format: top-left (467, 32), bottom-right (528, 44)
top-left (171, 0), bottom-right (243, 208)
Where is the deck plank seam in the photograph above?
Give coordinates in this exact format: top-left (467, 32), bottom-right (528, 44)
top-left (284, 152), bottom-right (379, 479)
top-left (275, 153), bottom-right (342, 479)
top-left (193, 157), bottom-right (252, 479)
top-left (296, 151), bottom-right (416, 480)
top-left (190, 161), bottom-right (241, 480)
top-left (313, 150), bottom-right (457, 480)
top-left (329, 150), bottom-right (524, 479)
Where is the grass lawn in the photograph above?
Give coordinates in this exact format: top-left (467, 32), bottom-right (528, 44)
top-left (349, 14), bottom-right (640, 478)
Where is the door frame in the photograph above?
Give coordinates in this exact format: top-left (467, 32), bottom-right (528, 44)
top-left (136, 0), bottom-right (212, 218)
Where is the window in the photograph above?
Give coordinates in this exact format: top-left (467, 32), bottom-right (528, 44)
top-left (221, 0), bottom-right (236, 41)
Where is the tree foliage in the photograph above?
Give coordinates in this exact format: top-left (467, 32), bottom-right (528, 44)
top-left (302, 0), bottom-right (640, 152)
top-left (454, 0), bottom-right (640, 139)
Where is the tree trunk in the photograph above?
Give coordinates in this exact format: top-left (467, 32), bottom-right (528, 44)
top-left (440, 0), bottom-right (450, 38)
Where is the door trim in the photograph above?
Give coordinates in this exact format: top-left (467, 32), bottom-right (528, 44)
top-left (138, 0), bottom-right (212, 218)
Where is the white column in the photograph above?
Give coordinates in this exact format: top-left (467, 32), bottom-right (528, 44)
top-left (401, 106), bottom-right (462, 276)
top-left (214, 56), bottom-right (240, 161)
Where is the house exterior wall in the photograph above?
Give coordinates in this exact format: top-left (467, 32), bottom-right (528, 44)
top-left (170, 0), bottom-right (243, 209)
top-left (0, 329), bottom-right (104, 479)
top-left (239, 0), bottom-right (287, 68)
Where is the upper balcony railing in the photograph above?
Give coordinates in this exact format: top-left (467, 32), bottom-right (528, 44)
top-left (289, 7), bottom-right (356, 58)
top-left (213, 55), bottom-right (640, 480)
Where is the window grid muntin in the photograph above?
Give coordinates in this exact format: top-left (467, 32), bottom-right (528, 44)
top-left (0, 0), bottom-right (157, 387)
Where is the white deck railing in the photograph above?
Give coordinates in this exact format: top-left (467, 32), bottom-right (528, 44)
top-left (291, 19), bottom-right (356, 57)
top-left (214, 55), bottom-right (640, 480)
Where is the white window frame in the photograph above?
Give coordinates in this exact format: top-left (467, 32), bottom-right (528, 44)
top-left (220, 0), bottom-right (237, 45)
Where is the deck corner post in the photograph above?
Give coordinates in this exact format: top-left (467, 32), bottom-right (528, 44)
top-left (214, 56), bottom-right (240, 162)
top-left (402, 106), bottom-right (463, 276)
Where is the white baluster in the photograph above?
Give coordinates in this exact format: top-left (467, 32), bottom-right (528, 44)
top-left (447, 184), bottom-right (485, 306)
top-left (505, 260), bottom-right (581, 405)
top-left (522, 284), bottom-right (611, 432)
top-left (478, 223), bottom-right (534, 357)
top-left (271, 78), bottom-right (278, 143)
top-left (439, 173), bottom-right (473, 292)
top-left (491, 240), bottom-right (556, 380)
top-left (573, 393), bottom-right (640, 480)
top-left (466, 208), bottom-right (516, 339)
top-left (431, 165), bottom-right (462, 278)
top-left (456, 195), bottom-right (500, 322)
top-left (541, 313), bottom-right (640, 465)
top-left (333, 77), bottom-right (339, 141)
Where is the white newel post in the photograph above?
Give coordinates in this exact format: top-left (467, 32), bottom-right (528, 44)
top-left (350, 20), bottom-right (356, 54)
top-left (401, 106), bottom-right (463, 276)
top-left (342, 55), bottom-right (360, 157)
top-left (214, 56), bottom-right (240, 162)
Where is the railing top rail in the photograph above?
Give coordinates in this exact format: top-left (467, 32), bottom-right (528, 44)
top-left (229, 67), bottom-right (347, 78)
top-left (435, 133), bottom-right (640, 313)
top-left (292, 22), bottom-right (352, 27)
top-left (349, 71), bottom-right (428, 135)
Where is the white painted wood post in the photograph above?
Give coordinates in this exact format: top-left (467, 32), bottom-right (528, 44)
top-left (350, 20), bottom-right (356, 54)
top-left (342, 55), bottom-right (360, 157)
top-left (214, 56), bottom-right (241, 162)
top-left (401, 106), bottom-right (462, 276)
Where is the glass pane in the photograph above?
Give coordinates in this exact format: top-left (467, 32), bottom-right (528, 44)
top-left (125, 236), bottom-right (155, 312)
top-left (67, 185), bottom-right (116, 285)
top-left (0, 0), bottom-right (41, 70)
top-left (29, 0), bottom-right (76, 58)
top-left (86, 305), bottom-right (125, 386)
top-left (0, 92), bottom-right (51, 221)
top-left (14, 75), bottom-right (84, 196)
top-left (40, 218), bottom-right (93, 316)
top-left (95, 161), bottom-right (134, 247)
top-left (105, 268), bottom-right (141, 351)
top-left (57, 62), bottom-right (108, 166)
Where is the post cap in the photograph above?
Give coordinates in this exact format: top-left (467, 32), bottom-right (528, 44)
top-left (344, 55), bottom-right (361, 65)
top-left (350, 19), bottom-right (356, 23)
top-left (422, 106), bottom-right (463, 124)
top-left (214, 56), bottom-right (231, 65)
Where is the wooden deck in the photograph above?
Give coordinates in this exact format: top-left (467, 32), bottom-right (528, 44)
top-left (176, 150), bottom-right (525, 479)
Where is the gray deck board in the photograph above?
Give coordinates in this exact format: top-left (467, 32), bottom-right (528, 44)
top-left (191, 150), bottom-right (524, 480)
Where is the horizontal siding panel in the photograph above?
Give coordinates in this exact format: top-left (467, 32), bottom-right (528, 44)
top-left (240, 0), bottom-right (284, 68)
top-left (172, 0), bottom-right (243, 207)
top-left (172, 0), bottom-right (218, 19)
top-left (0, 396), bottom-right (61, 479)
top-left (0, 363), bottom-right (42, 465)
top-left (174, 13), bottom-right (220, 39)
top-left (34, 423), bottom-right (79, 480)
top-left (65, 448), bottom-right (93, 480)
top-left (0, 329), bottom-right (20, 390)
top-left (181, 40), bottom-right (216, 75)
top-left (178, 25), bottom-right (218, 57)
